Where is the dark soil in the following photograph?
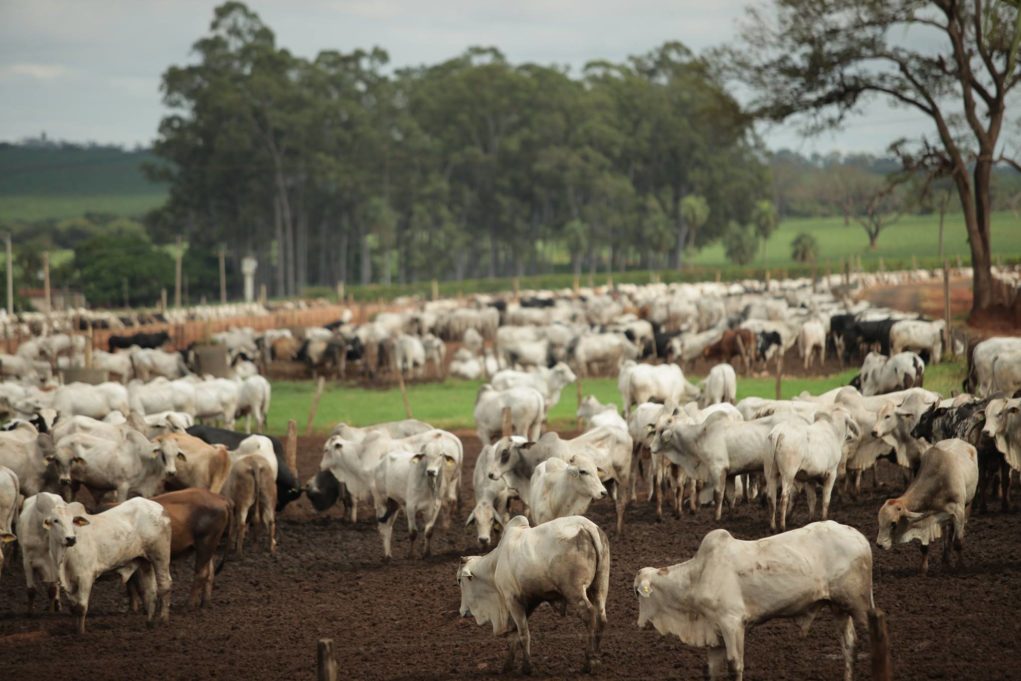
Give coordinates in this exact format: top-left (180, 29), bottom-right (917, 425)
top-left (4, 434), bottom-right (1021, 681)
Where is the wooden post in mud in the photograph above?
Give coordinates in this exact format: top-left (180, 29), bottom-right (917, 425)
top-left (305, 376), bottom-right (326, 436)
top-left (285, 419), bottom-right (298, 479)
top-left (943, 260), bottom-right (952, 358)
top-left (396, 367), bottom-right (413, 419)
top-left (501, 406), bottom-right (513, 438)
top-left (317, 638), bottom-right (338, 681)
top-left (576, 379), bottom-right (584, 430)
top-left (774, 351), bottom-right (783, 400)
top-left (868, 609), bottom-right (893, 681)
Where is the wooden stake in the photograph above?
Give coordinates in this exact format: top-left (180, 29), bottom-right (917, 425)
top-left (174, 235), bottom-right (183, 308)
top-left (512, 277), bottom-right (520, 302)
top-left (943, 260), bottom-right (952, 359)
top-left (42, 251), bottom-right (51, 314)
top-left (317, 639), bottom-right (338, 681)
top-left (160, 288), bottom-right (167, 313)
top-left (285, 419), bottom-right (298, 478)
top-left (774, 351), bottom-right (784, 400)
top-left (218, 247), bottom-right (227, 305)
top-left (396, 367), bottom-right (413, 419)
top-left (305, 376), bottom-right (326, 436)
top-left (868, 609), bottom-right (893, 681)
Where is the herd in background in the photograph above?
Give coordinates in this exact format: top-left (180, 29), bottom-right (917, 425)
top-left (0, 266), bottom-right (1019, 679)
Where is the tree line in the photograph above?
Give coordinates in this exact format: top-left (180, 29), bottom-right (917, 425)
top-left (147, 2), bottom-right (772, 297)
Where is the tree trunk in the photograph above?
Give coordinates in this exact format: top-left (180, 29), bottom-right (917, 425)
top-left (274, 195), bottom-right (285, 298)
top-left (381, 246), bottom-right (392, 287)
top-left (969, 159), bottom-right (994, 315)
top-left (360, 228), bottom-right (372, 286)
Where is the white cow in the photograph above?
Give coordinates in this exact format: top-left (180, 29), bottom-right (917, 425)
top-left (61, 429), bottom-right (177, 501)
top-left (129, 348), bottom-right (189, 381)
top-left (129, 378), bottom-right (196, 417)
top-left (890, 319), bottom-right (945, 364)
top-left (18, 493), bottom-right (88, 612)
top-left (0, 465), bottom-right (18, 576)
top-left (699, 363), bottom-right (736, 408)
top-left (491, 362), bottom-right (577, 414)
top-left (797, 319), bottom-right (826, 369)
top-left (572, 333), bottom-right (639, 377)
top-left (474, 385), bottom-right (545, 445)
top-left (90, 350), bottom-right (134, 383)
top-left (457, 515), bottom-right (610, 674)
top-left (52, 382), bottom-right (130, 420)
top-left (0, 423), bottom-right (64, 497)
top-left (635, 521), bottom-right (875, 681)
top-left (371, 443), bottom-right (455, 560)
top-left (968, 336), bottom-right (1021, 396)
top-left (576, 395), bottom-right (628, 432)
top-left (876, 438), bottom-right (978, 573)
top-left (857, 351), bottom-right (925, 396)
top-left (191, 377), bottom-right (240, 428)
top-left (765, 409), bottom-right (861, 530)
top-left (619, 361), bottom-right (698, 415)
top-left (235, 374), bottom-right (271, 433)
top-left (466, 441), bottom-right (515, 549)
top-left (527, 454), bottom-right (607, 524)
top-left (44, 496), bottom-right (173, 633)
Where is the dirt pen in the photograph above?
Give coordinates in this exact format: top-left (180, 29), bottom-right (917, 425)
top-left (2, 432), bottom-right (1021, 681)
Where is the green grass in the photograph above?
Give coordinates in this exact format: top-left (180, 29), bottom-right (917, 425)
top-left (688, 211), bottom-right (1021, 270)
top-left (264, 358), bottom-right (967, 436)
top-left (0, 194), bottom-right (167, 221)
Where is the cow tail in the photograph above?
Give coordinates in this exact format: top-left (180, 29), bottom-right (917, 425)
top-left (251, 464), bottom-right (263, 533)
top-left (215, 498), bottom-right (236, 575)
top-left (583, 523), bottom-right (610, 621)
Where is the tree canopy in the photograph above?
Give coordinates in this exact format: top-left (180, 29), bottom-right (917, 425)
top-left (149, 2), bottom-right (770, 295)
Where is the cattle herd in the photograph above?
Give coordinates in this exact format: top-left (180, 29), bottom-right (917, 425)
top-left (0, 267), bottom-right (1020, 679)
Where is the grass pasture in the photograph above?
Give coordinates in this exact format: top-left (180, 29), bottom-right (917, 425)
top-left (264, 358), bottom-right (967, 435)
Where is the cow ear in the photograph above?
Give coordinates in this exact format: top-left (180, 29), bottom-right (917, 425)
top-left (73, 516), bottom-right (90, 527)
top-left (42, 518), bottom-right (52, 529)
top-left (637, 580), bottom-right (653, 598)
top-left (71, 455), bottom-right (86, 464)
top-left (0, 532), bottom-right (15, 544)
top-left (444, 455), bottom-right (456, 466)
top-left (44, 454), bottom-right (56, 463)
top-left (596, 467), bottom-right (607, 477)
top-left (465, 511), bottom-right (476, 527)
top-left (176, 452), bottom-right (188, 462)
top-left (411, 453), bottom-right (424, 463)
top-left (519, 441), bottom-right (535, 450)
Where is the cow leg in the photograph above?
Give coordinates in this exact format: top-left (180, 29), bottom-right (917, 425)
top-left (765, 471), bottom-right (778, 531)
top-left (706, 648), bottom-right (729, 681)
top-left (377, 501), bottom-right (400, 562)
top-left (234, 504), bottom-right (251, 557)
top-left (614, 482), bottom-right (626, 536)
top-left (713, 469), bottom-right (727, 521)
top-left (422, 501), bottom-right (443, 558)
top-left (190, 559), bottom-right (210, 608)
top-left (1000, 461), bottom-right (1011, 512)
top-left (502, 637), bottom-right (518, 674)
top-left (805, 484), bottom-right (818, 520)
top-left (838, 615), bottom-right (856, 681)
top-left (821, 473), bottom-right (836, 520)
top-left (779, 479), bottom-right (791, 532)
top-left (919, 544), bottom-right (930, 575)
top-left (507, 600), bottom-right (533, 675)
top-left (687, 477), bottom-right (698, 514)
top-left (574, 590), bottom-right (600, 673)
top-left (721, 625), bottom-right (746, 681)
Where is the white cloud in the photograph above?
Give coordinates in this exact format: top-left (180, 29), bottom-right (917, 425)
top-left (0, 63), bottom-right (69, 80)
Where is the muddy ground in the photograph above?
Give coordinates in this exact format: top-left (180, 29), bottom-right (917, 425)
top-left (3, 432), bottom-right (1021, 680)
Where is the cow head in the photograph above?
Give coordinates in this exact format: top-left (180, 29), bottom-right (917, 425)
top-left (412, 445), bottom-right (455, 492)
top-left (41, 433), bottom-right (76, 488)
top-left (466, 499), bottom-right (503, 548)
top-left (487, 437), bottom-right (528, 481)
top-left (456, 555), bottom-right (503, 629)
top-left (876, 499), bottom-right (926, 550)
top-left (565, 454), bottom-right (608, 500)
top-left (42, 500), bottom-right (89, 568)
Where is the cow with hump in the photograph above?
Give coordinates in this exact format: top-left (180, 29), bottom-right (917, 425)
top-left (634, 521), bottom-right (876, 681)
top-left (876, 437), bottom-right (978, 574)
top-left (457, 515), bottom-right (610, 675)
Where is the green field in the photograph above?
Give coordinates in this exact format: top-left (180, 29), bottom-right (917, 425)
top-left (689, 211), bottom-right (1021, 270)
top-left (0, 194), bottom-right (167, 221)
top-left (263, 359), bottom-right (966, 436)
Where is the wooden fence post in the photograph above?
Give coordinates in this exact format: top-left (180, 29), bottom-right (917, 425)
top-left (943, 260), bottom-right (952, 359)
top-left (396, 368), bottom-right (413, 419)
top-left (285, 419), bottom-right (298, 478)
top-left (305, 376), bottom-right (326, 436)
top-left (317, 638), bottom-right (338, 681)
top-left (774, 352), bottom-right (784, 400)
top-left (868, 609), bottom-right (893, 681)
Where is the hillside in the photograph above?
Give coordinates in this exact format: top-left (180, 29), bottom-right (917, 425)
top-left (0, 141), bottom-right (167, 220)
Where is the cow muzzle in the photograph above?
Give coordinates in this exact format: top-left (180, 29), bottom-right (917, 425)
top-left (487, 472), bottom-right (498, 481)
top-left (64, 536), bottom-right (76, 547)
top-left (59, 476), bottom-right (72, 486)
top-left (598, 490), bottom-right (608, 499)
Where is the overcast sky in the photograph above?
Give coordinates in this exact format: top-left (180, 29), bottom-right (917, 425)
top-left (0, 0), bottom-right (931, 154)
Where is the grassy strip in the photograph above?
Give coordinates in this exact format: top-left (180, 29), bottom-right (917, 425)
top-left (264, 358), bottom-right (966, 436)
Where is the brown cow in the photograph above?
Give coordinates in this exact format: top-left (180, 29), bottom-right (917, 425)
top-left (150, 488), bottom-right (231, 608)
top-left (222, 454), bottom-right (277, 557)
top-left (155, 432), bottom-right (231, 494)
top-left (702, 328), bottom-right (755, 373)
top-left (271, 336), bottom-right (301, 361)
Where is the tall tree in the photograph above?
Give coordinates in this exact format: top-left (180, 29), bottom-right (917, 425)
top-left (726, 0), bottom-right (1021, 317)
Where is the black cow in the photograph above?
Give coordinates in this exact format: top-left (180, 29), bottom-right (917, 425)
top-left (912, 399), bottom-right (1010, 513)
top-left (840, 318), bottom-right (896, 363)
top-left (108, 330), bottom-right (171, 352)
top-left (520, 297), bottom-right (555, 308)
top-left (185, 425), bottom-right (302, 512)
top-left (304, 469), bottom-right (353, 514)
top-left (756, 330), bottom-right (783, 362)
